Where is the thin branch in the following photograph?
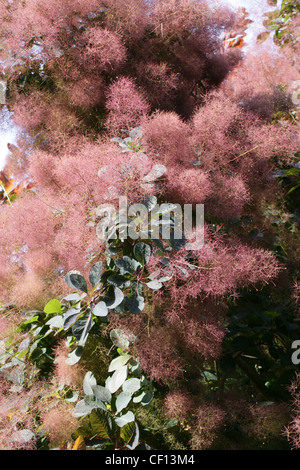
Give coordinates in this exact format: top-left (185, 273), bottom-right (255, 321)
top-left (229, 145), bottom-right (261, 163)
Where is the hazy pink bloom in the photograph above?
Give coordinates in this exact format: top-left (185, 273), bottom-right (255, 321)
top-left (165, 166), bottom-right (212, 205)
top-left (292, 280), bottom-right (300, 315)
top-left (39, 401), bottom-right (79, 447)
top-left (135, 326), bottom-right (185, 383)
top-left (64, 76), bottom-right (105, 109)
top-left (12, 93), bottom-right (47, 132)
top-left (53, 341), bottom-right (85, 388)
top-left (190, 91), bottom-right (244, 167)
top-left (0, 314), bottom-right (17, 341)
top-left (0, 192), bottom-right (54, 252)
top-left (173, 314), bottom-right (225, 361)
top-left (1, 0), bottom-right (101, 59)
top-left (103, 0), bottom-right (147, 39)
top-left (141, 111), bottom-right (192, 166)
top-left (25, 249), bottom-right (57, 278)
top-left (248, 403), bottom-right (289, 442)
top-left (221, 51), bottom-right (300, 120)
top-left (164, 390), bottom-right (195, 419)
top-left (149, 0), bottom-right (231, 46)
top-left (84, 27), bottom-right (126, 71)
top-left (149, 227), bottom-right (281, 314)
top-left (190, 403), bottom-right (225, 449)
top-left (105, 77), bottom-right (150, 135)
top-left (135, 62), bottom-right (179, 108)
top-left (283, 374), bottom-right (300, 449)
top-left (10, 272), bottom-right (48, 310)
top-left (206, 173), bottom-right (250, 219)
top-left (29, 149), bottom-right (60, 192)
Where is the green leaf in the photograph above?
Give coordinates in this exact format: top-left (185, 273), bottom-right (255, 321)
top-left (200, 371), bottom-right (218, 382)
top-left (141, 390), bottom-right (154, 406)
top-left (287, 179), bottom-right (300, 194)
top-left (43, 299), bottom-right (62, 314)
top-left (115, 411), bottom-right (135, 428)
top-left (63, 293), bottom-right (81, 302)
top-left (18, 315), bottom-right (39, 331)
top-left (106, 365), bottom-right (128, 394)
top-left (71, 314), bottom-right (92, 340)
top-left (93, 301), bottom-right (108, 317)
top-left (141, 194), bottom-right (157, 211)
top-left (71, 426), bottom-right (93, 441)
top-left (45, 315), bottom-right (63, 329)
top-left (77, 313), bottom-right (93, 347)
top-left (84, 395), bottom-right (108, 412)
top-left (146, 280), bottom-right (163, 290)
top-left (91, 385), bottom-right (112, 403)
top-left (108, 354), bottom-right (131, 372)
top-left (83, 371), bottom-right (97, 396)
top-left (132, 391), bottom-right (146, 403)
top-left (142, 164), bottom-right (167, 182)
top-left (73, 399), bottom-right (94, 418)
top-left (281, 168), bottom-right (299, 177)
top-left (113, 299), bottom-right (126, 314)
top-left (116, 391), bottom-right (132, 414)
top-left (65, 391), bottom-right (79, 403)
top-left (110, 329), bottom-right (135, 350)
top-left (130, 280), bottom-right (143, 296)
top-left (122, 378), bottom-right (141, 394)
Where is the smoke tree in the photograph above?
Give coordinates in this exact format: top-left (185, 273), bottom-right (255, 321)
top-left (0, 0), bottom-right (299, 450)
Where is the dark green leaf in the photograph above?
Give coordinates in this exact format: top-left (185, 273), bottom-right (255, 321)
top-left (125, 294), bottom-right (145, 314)
top-left (115, 256), bottom-right (142, 275)
top-left (107, 274), bottom-right (131, 289)
top-left (65, 270), bottom-right (88, 293)
top-left (121, 422), bottom-right (139, 450)
top-left (71, 426), bottom-right (93, 441)
top-left (89, 409), bottom-right (114, 442)
top-left (104, 286), bottom-right (124, 309)
top-left (133, 242), bottom-right (151, 265)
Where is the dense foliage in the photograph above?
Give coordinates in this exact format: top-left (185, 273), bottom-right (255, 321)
top-left (0, 0), bottom-right (299, 450)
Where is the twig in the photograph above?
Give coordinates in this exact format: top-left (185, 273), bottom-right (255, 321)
top-left (229, 145), bottom-right (261, 163)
